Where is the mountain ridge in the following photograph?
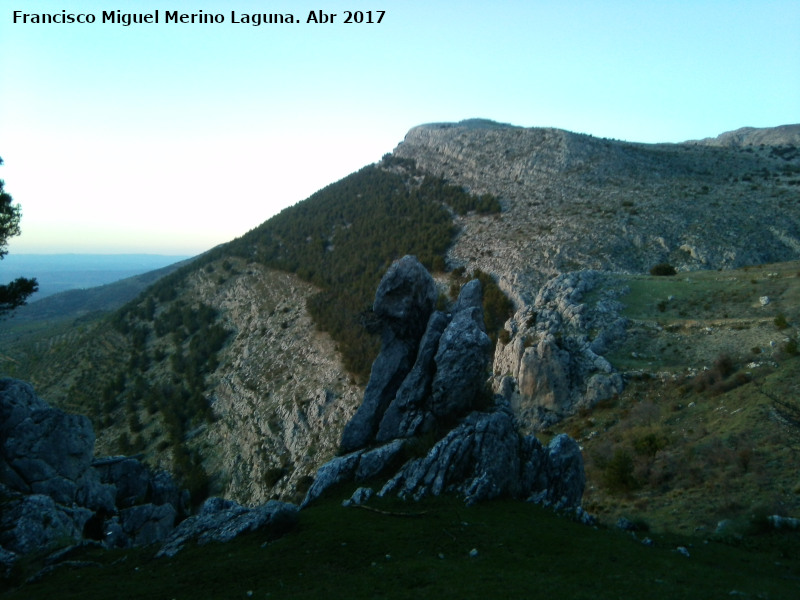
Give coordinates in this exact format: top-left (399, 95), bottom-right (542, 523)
top-left (3, 120), bottom-right (799, 519)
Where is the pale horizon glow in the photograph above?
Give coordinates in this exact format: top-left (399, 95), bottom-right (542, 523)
top-left (1, 0), bottom-right (798, 255)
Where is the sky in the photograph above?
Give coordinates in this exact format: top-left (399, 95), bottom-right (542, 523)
top-left (1, 0), bottom-right (798, 256)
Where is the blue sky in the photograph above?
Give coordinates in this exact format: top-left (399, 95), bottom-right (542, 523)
top-left (1, 0), bottom-right (798, 255)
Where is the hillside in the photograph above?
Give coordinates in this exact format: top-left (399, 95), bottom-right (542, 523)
top-left (2, 120), bottom-right (799, 527)
top-left (5, 493), bottom-right (800, 599)
top-left (394, 120), bottom-right (800, 300)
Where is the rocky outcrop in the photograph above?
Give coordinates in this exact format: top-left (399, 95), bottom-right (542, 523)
top-left (0, 378), bottom-right (298, 574)
top-left (340, 256), bottom-right (438, 453)
top-left (0, 379), bottom-right (186, 563)
top-left (493, 270), bottom-right (627, 429)
top-left (341, 256), bottom-right (491, 455)
top-left (304, 257), bottom-right (586, 510)
top-left (380, 402), bottom-right (584, 508)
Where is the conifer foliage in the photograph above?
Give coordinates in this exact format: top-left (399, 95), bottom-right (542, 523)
top-left (0, 157), bottom-right (38, 315)
top-left (223, 159), bottom-right (503, 378)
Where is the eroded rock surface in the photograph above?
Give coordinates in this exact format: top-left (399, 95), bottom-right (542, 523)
top-left (305, 257), bottom-right (586, 510)
top-left (0, 378), bottom-right (298, 573)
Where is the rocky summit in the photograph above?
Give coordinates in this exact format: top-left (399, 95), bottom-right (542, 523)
top-left (304, 256), bottom-right (585, 510)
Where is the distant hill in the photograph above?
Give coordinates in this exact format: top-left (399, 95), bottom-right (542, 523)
top-left (689, 124), bottom-right (800, 148)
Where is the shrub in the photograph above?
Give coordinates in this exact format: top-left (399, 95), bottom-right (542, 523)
top-left (650, 263), bottom-right (677, 276)
top-left (633, 432), bottom-right (668, 457)
top-left (774, 314), bottom-right (789, 330)
top-left (603, 449), bottom-right (637, 492)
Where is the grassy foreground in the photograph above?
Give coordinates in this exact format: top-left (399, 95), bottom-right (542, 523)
top-left (3, 493), bottom-right (800, 599)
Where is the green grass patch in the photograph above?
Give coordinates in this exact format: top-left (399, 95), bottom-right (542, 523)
top-left (4, 494), bottom-right (800, 599)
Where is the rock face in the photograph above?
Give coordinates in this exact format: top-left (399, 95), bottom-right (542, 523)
top-left (394, 120), bottom-right (800, 294)
top-left (0, 379), bottom-right (185, 560)
top-left (340, 257), bottom-right (438, 453)
top-left (380, 403), bottom-right (584, 508)
top-left (493, 270), bottom-right (627, 429)
top-left (0, 378), bottom-right (298, 573)
top-left (304, 257), bottom-right (585, 510)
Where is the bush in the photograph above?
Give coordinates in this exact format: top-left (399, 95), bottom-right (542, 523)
top-left (633, 432), bottom-right (668, 457)
top-left (650, 263), bottom-right (677, 276)
top-left (603, 449), bottom-right (637, 492)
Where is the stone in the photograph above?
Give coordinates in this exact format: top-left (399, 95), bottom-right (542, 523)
top-left (75, 468), bottom-right (117, 514)
top-left (0, 379), bottom-right (187, 560)
top-left (157, 498), bottom-right (298, 558)
top-left (120, 503), bottom-right (178, 546)
top-left (339, 256), bottom-right (438, 453)
top-left (378, 401), bottom-right (584, 508)
top-left (342, 487), bottom-right (374, 507)
top-left (453, 279), bottom-right (485, 323)
top-left (308, 263), bottom-right (586, 514)
top-left (767, 515), bottom-right (800, 530)
top-left (339, 335), bottom-right (417, 453)
top-left (429, 307), bottom-right (491, 420)
top-left (372, 255), bottom-right (438, 341)
top-left (493, 271), bottom-right (629, 428)
top-left (0, 546), bottom-right (17, 579)
top-left (302, 452), bottom-right (363, 507)
top-left (541, 434), bottom-right (585, 509)
top-left (354, 439), bottom-right (406, 482)
top-left (0, 494), bottom-right (89, 556)
top-left (0, 378), bottom-right (95, 504)
top-left (376, 311), bottom-right (450, 442)
top-left (94, 457), bottom-right (152, 508)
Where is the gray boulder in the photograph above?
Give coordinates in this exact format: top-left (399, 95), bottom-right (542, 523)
top-left (538, 434), bottom-right (586, 509)
top-left (302, 439), bottom-right (406, 507)
top-left (120, 503), bottom-right (178, 547)
top-left (0, 378), bottom-right (95, 504)
top-left (378, 401), bottom-right (585, 508)
top-left (75, 468), bottom-right (117, 514)
top-left (156, 498), bottom-right (299, 558)
top-left (0, 545), bottom-right (16, 579)
top-left (377, 281), bottom-right (490, 442)
top-left (0, 493), bottom-right (90, 556)
top-left (429, 306), bottom-right (491, 420)
top-left (376, 311), bottom-right (449, 441)
top-left (0, 378), bottom-right (188, 561)
top-left (373, 254), bottom-right (438, 341)
top-left (453, 278), bottom-right (485, 320)
top-left (307, 262), bottom-right (586, 516)
top-left (94, 457), bottom-right (152, 508)
top-left (301, 452), bottom-right (363, 507)
top-left (339, 335), bottom-right (418, 453)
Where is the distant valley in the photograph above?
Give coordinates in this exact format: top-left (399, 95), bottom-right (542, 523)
top-left (1, 254), bottom-right (193, 300)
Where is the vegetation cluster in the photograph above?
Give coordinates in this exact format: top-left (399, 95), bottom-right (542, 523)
top-left (217, 158), bottom-right (504, 378)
